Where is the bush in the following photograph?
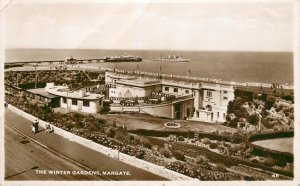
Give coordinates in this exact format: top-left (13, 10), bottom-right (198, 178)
top-left (263, 157), bottom-right (277, 167)
top-left (177, 136), bottom-right (185, 141)
top-left (202, 138), bottom-right (211, 145)
top-left (107, 127), bottom-right (116, 138)
top-left (247, 114), bottom-right (259, 126)
top-left (195, 155), bottom-right (209, 165)
top-left (160, 148), bottom-right (172, 158)
top-left (129, 135), bottom-right (134, 141)
top-left (209, 143), bottom-right (218, 149)
top-left (173, 150), bottom-right (186, 161)
top-left (143, 140), bottom-right (153, 149)
top-left (213, 164), bottom-right (227, 172)
top-left (87, 123), bottom-right (98, 131)
top-left (135, 150), bottom-right (145, 159)
top-left (281, 95), bottom-right (294, 103)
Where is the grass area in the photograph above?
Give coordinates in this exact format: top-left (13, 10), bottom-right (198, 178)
top-left (252, 138), bottom-right (293, 154)
top-left (94, 113), bottom-right (236, 133)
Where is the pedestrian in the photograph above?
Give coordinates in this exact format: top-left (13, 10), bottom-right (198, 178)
top-left (32, 121), bottom-right (36, 134)
top-left (4, 102), bottom-right (8, 108)
top-left (34, 119), bottom-right (39, 133)
top-left (45, 123), bottom-right (51, 133)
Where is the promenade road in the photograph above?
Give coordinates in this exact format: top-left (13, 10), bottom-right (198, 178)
top-left (5, 124), bottom-right (104, 180)
top-left (5, 109), bottom-right (167, 181)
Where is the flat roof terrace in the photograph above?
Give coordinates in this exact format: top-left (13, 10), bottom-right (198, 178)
top-left (45, 86), bottom-right (104, 100)
top-left (116, 77), bottom-right (161, 87)
top-left (26, 88), bottom-right (60, 99)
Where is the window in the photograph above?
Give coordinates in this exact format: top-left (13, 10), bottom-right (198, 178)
top-left (217, 112), bottom-right (219, 118)
top-left (165, 87), bottom-right (169, 91)
top-left (174, 88), bottom-right (178, 93)
top-left (223, 113), bottom-right (226, 120)
top-left (72, 99), bottom-right (77, 105)
top-left (185, 90), bottom-right (189, 94)
top-left (63, 97), bottom-right (67, 103)
top-left (207, 91), bottom-right (212, 97)
top-left (224, 91), bottom-right (228, 94)
top-left (83, 100), bottom-right (90, 107)
top-left (223, 97), bottom-right (228, 100)
top-left (99, 98), bottom-right (102, 105)
top-left (193, 91), bottom-right (196, 96)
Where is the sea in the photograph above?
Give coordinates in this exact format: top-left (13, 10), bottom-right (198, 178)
top-left (5, 49), bottom-right (293, 84)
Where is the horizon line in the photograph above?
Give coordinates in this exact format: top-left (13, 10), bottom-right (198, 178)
top-left (4, 47), bottom-right (293, 53)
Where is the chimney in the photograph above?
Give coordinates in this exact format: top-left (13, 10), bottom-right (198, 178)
top-left (78, 89), bottom-right (86, 97)
top-left (45, 83), bottom-right (54, 91)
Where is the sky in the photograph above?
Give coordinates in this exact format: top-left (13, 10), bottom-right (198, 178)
top-left (3, 0), bottom-right (293, 51)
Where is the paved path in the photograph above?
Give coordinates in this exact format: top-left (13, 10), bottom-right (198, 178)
top-left (5, 109), bottom-right (167, 181)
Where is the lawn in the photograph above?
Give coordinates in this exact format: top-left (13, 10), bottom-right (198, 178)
top-left (94, 113), bottom-right (236, 133)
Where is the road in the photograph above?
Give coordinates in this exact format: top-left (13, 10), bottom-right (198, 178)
top-left (5, 109), bottom-right (167, 181)
top-left (5, 124), bottom-right (104, 180)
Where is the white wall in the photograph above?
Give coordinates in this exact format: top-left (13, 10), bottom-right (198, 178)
top-left (60, 97), bottom-right (102, 113)
top-left (109, 84), bottom-right (161, 98)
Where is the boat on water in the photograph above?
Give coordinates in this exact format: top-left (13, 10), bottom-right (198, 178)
top-left (153, 55), bottom-right (190, 62)
top-left (104, 53), bottom-right (142, 62)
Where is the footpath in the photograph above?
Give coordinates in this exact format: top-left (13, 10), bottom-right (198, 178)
top-left (5, 105), bottom-right (194, 181)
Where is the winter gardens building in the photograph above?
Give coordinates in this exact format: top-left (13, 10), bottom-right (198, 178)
top-left (105, 71), bottom-right (234, 123)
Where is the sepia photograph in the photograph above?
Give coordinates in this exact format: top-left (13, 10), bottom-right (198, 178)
top-left (1, 0), bottom-right (298, 185)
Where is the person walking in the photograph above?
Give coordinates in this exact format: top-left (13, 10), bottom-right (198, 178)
top-left (32, 119), bottom-right (39, 134)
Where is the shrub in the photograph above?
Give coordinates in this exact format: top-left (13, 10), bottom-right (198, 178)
top-left (195, 155), bottom-right (209, 165)
top-left (177, 136), bottom-right (185, 141)
top-left (173, 150), bottom-right (186, 161)
top-left (135, 150), bottom-right (145, 159)
top-left (202, 138), bottom-right (211, 145)
top-left (107, 127), bottom-right (116, 138)
top-left (87, 123), bottom-right (98, 131)
top-left (160, 148), bottom-right (172, 158)
top-left (143, 140), bottom-right (153, 149)
top-left (209, 143), bottom-right (218, 149)
top-left (276, 156), bottom-right (287, 167)
top-left (247, 114), bottom-right (259, 126)
top-left (112, 120), bottom-right (117, 127)
top-left (129, 135), bottom-right (134, 141)
top-left (213, 164), bottom-right (227, 172)
top-left (263, 157), bottom-right (277, 167)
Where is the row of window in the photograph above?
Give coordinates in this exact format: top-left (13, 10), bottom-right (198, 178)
top-left (164, 87), bottom-right (190, 94)
top-left (62, 98), bottom-right (90, 107)
top-left (217, 112), bottom-right (226, 119)
top-left (206, 91), bottom-right (228, 100)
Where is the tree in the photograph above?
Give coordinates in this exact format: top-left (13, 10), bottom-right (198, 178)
top-left (265, 96), bottom-right (276, 110)
top-left (247, 114), bottom-right (259, 126)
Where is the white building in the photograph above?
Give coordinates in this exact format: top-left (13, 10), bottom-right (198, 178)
top-left (44, 83), bottom-right (104, 114)
top-left (105, 72), bottom-right (234, 123)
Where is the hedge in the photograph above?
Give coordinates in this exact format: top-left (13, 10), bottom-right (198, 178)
top-left (129, 129), bottom-right (237, 142)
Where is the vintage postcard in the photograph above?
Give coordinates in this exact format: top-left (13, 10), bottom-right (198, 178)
top-left (0, 0), bottom-right (298, 186)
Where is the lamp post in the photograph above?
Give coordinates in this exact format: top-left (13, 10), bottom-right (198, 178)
top-left (66, 89), bottom-right (69, 113)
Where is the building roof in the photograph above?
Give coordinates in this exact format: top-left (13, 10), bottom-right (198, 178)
top-left (26, 88), bottom-right (60, 99)
top-left (45, 85), bottom-right (104, 100)
top-left (117, 77), bottom-right (161, 87)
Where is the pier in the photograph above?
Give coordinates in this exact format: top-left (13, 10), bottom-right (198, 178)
top-left (5, 58), bottom-right (106, 65)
